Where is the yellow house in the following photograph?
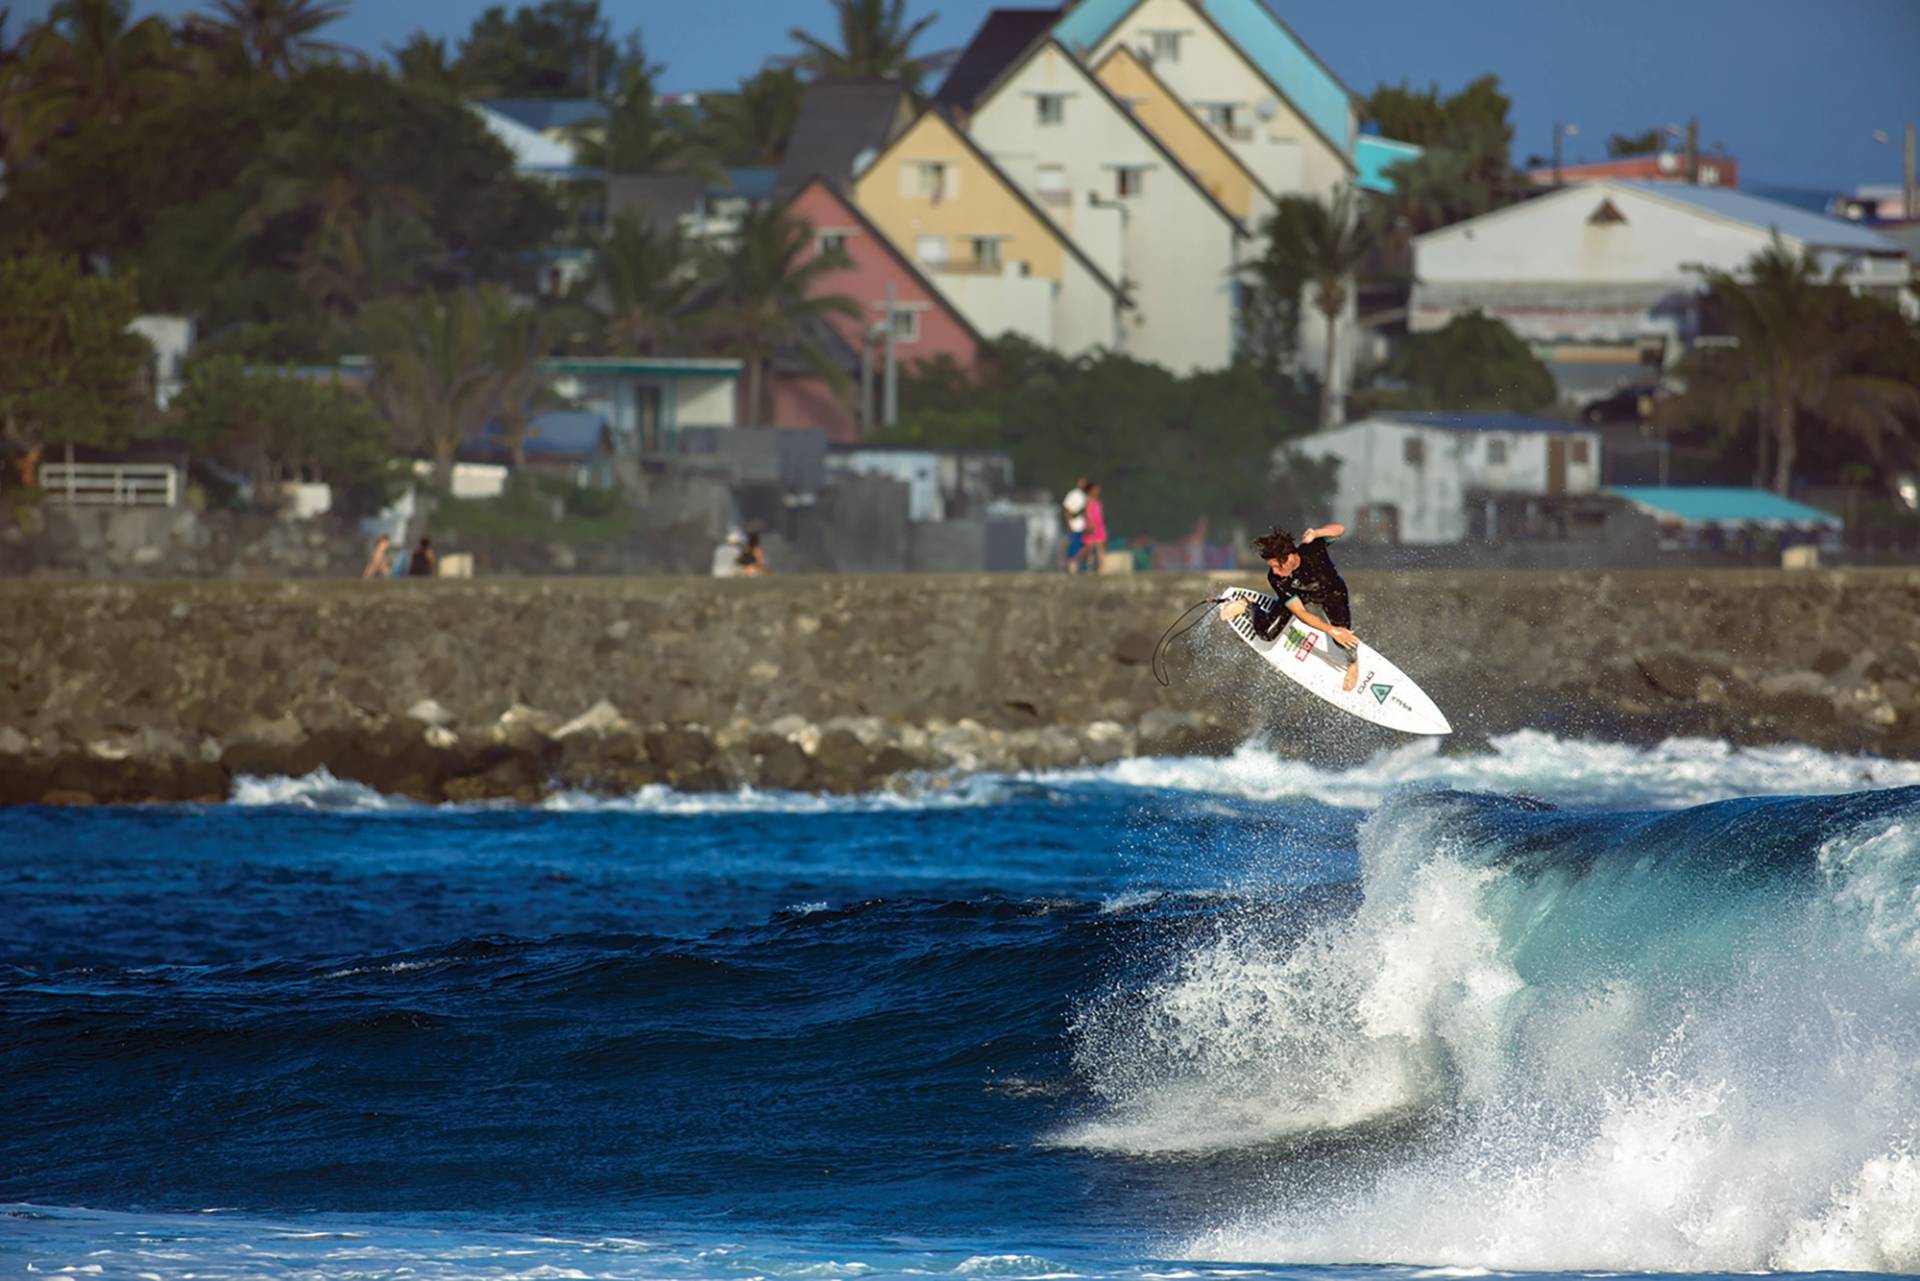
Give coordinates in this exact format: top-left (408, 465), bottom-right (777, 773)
top-left (852, 108), bottom-right (1123, 357)
top-left (1093, 44), bottom-right (1272, 224)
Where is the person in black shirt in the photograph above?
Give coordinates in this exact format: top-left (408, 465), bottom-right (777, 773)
top-left (1219, 524), bottom-right (1361, 691)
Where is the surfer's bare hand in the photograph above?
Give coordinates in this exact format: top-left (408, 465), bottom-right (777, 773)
top-left (1218, 599), bottom-right (1246, 621)
top-left (1331, 627), bottom-right (1358, 650)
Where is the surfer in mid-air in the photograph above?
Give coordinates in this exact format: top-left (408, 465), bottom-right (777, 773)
top-left (1218, 524), bottom-right (1362, 691)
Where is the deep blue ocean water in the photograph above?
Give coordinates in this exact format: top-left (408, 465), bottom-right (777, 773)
top-left (7, 732), bottom-right (1920, 1280)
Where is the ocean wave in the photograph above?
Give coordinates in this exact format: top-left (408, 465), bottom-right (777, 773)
top-left (1060, 785), bottom-right (1920, 1272)
top-left (226, 733), bottom-right (1920, 815)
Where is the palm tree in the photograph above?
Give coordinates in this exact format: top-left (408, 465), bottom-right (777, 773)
top-left (571, 61), bottom-right (712, 179)
top-left (9, 0), bottom-right (178, 147)
top-left (191, 0), bottom-right (351, 77)
top-left (1675, 238), bottom-right (1920, 494)
top-left (704, 204), bottom-right (861, 425)
top-left (784, 0), bottom-right (954, 93)
top-left (1249, 187), bottom-right (1375, 428)
top-left (484, 293), bottom-right (561, 468)
top-left (389, 31), bottom-right (458, 93)
top-left (703, 67), bottom-right (803, 168)
top-left (360, 288), bottom-right (503, 491)
top-left (571, 212), bottom-right (703, 355)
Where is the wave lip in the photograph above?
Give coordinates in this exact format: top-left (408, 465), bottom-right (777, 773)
top-left (1064, 785), bottom-right (1920, 1273)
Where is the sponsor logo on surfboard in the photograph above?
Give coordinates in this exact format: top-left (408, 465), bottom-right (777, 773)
top-left (1371, 683), bottom-right (1393, 704)
top-left (1282, 623), bottom-right (1317, 661)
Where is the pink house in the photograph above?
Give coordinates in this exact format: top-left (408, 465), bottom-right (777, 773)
top-left (762, 176), bottom-right (986, 441)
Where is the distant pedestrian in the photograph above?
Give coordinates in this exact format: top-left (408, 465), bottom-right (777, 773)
top-left (362, 534), bottom-right (392, 579)
top-left (736, 531), bottom-right (768, 576)
top-left (407, 535), bottom-right (437, 578)
top-left (1084, 481), bottom-right (1108, 573)
top-left (1061, 476), bottom-right (1089, 572)
top-left (712, 529), bottom-right (744, 578)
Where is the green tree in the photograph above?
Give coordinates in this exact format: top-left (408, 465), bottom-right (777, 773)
top-left (454, 0), bottom-right (618, 98)
top-left (484, 296), bottom-right (561, 468)
top-left (188, 0), bottom-right (351, 77)
top-left (390, 30), bottom-right (459, 92)
top-left (360, 286), bottom-right (510, 490)
top-left (704, 204), bottom-right (860, 425)
top-left (1663, 238), bottom-right (1920, 493)
top-left (571, 59), bottom-right (711, 178)
top-left (784, 0), bottom-right (953, 93)
top-left (572, 211), bottom-right (702, 354)
top-left (0, 250), bottom-right (150, 478)
top-left (1607, 128), bottom-right (1662, 157)
top-left (883, 338), bottom-right (1311, 540)
top-left (1248, 188), bottom-right (1376, 428)
top-left (1384, 312), bottom-right (1556, 412)
top-left (702, 66), bottom-right (803, 168)
top-left (1365, 75), bottom-right (1522, 235)
top-left (7, 0), bottom-right (179, 155)
top-left (169, 355), bottom-right (393, 498)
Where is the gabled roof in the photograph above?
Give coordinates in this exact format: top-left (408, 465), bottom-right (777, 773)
top-left (1093, 43), bottom-right (1272, 210)
top-left (1614, 181), bottom-right (1904, 255)
top-left (934, 8), bottom-right (1062, 114)
top-left (782, 175), bottom-right (990, 349)
top-left (1611, 486), bottom-right (1842, 528)
top-left (474, 98), bottom-right (607, 132)
top-left (974, 37), bottom-right (1245, 232)
top-left (856, 106), bottom-right (1129, 301)
top-left (775, 78), bottom-right (914, 198)
top-left (1052, 0), bottom-right (1354, 169)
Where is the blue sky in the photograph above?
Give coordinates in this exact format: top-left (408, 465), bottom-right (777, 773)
top-left (11, 0), bottom-right (1918, 191)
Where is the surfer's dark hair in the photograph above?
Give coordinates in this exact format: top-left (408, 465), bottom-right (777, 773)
top-left (1252, 527), bottom-right (1297, 562)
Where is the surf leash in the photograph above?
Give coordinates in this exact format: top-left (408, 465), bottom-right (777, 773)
top-left (1151, 596), bottom-right (1227, 688)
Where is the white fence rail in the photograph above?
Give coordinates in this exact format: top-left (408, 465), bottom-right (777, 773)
top-left (39, 463), bottom-right (180, 508)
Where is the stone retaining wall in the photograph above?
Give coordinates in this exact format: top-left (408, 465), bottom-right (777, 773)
top-left (4, 569), bottom-right (1919, 804)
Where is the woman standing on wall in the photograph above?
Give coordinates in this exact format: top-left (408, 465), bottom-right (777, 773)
top-left (1083, 482), bottom-right (1108, 574)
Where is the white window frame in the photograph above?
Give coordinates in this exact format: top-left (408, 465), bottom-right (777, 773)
top-left (879, 303), bottom-right (925, 343)
top-left (968, 236), bottom-right (1004, 271)
top-left (1146, 29), bottom-right (1182, 63)
top-left (1114, 167), bottom-right (1146, 199)
top-left (916, 234), bottom-right (948, 266)
top-left (1035, 93), bottom-right (1066, 126)
top-left (905, 161), bottom-right (951, 201)
top-left (815, 229), bottom-right (854, 259)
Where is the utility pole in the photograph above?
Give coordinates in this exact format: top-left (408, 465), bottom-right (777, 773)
top-left (1552, 121), bottom-right (1578, 186)
top-left (882, 282), bottom-right (899, 428)
top-left (1685, 117), bottom-right (1700, 185)
top-left (1907, 122), bottom-right (1916, 222)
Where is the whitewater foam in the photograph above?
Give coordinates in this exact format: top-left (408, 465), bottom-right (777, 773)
top-left (1065, 788), bottom-right (1920, 1272)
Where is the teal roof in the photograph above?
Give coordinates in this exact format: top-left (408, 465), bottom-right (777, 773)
top-left (1356, 135), bottom-right (1422, 194)
top-left (1611, 486), bottom-right (1842, 527)
top-left (1053, 0), bottom-right (1352, 161)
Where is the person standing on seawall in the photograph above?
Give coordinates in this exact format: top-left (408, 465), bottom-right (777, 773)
top-left (408, 535), bottom-right (437, 578)
top-left (1083, 480), bottom-right (1108, 574)
top-left (1061, 476), bottom-right (1089, 572)
top-left (362, 534), bottom-right (393, 579)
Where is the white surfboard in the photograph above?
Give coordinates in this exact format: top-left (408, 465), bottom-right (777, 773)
top-left (1219, 586), bottom-right (1452, 736)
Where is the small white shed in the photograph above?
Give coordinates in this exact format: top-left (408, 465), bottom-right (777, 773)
top-left (1288, 411), bottom-right (1603, 545)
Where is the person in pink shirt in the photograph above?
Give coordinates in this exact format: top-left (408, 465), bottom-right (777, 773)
top-left (1083, 481), bottom-right (1108, 573)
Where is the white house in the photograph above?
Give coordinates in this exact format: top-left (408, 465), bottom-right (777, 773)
top-left (1412, 180), bottom-right (1915, 403)
top-left (1289, 411), bottom-right (1603, 545)
top-left (128, 314), bottom-right (195, 409)
top-left (963, 37), bottom-right (1246, 372)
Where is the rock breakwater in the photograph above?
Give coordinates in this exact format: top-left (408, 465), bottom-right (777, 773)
top-left (4, 570), bottom-right (1920, 805)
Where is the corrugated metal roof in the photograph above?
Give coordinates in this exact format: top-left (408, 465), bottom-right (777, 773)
top-left (1610, 486), bottom-right (1842, 527)
top-left (1355, 134), bottom-right (1420, 194)
top-left (1377, 411), bottom-right (1592, 435)
top-left (476, 98), bottom-right (607, 132)
top-left (1616, 181), bottom-right (1905, 254)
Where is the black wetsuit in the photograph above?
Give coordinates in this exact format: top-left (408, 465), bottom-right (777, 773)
top-left (1249, 539), bottom-right (1351, 641)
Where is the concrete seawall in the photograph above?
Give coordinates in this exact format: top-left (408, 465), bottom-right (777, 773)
top-left (5, 569), bottom-right (1920, 804)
